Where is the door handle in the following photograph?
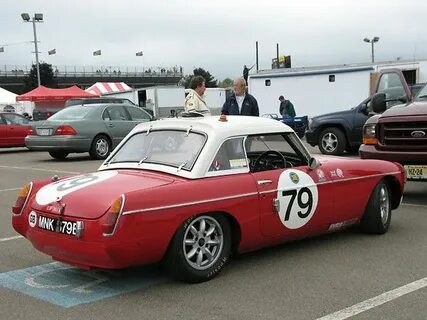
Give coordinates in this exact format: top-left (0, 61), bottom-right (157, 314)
top-left (108, 123), bottom-right (115, 128)
top-left (257, 179), bottom-right (272, 185)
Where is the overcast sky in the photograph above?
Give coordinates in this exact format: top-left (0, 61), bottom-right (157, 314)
top-left (1, 0), bottom-right (426, 80)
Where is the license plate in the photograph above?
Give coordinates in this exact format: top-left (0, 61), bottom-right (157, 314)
top-left (37, 128), bottom-right (52, 136)
top-left (37, 215), bottom-right (80, 236)
top-left (404, 165), bottom-right (427, 180)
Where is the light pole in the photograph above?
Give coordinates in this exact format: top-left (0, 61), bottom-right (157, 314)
top-left (21, 12), bottom-right (43, 87)
top-left (363, 36), bottom-right (380, 63)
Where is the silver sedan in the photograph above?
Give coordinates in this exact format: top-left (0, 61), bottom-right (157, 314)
top-left (25, 103), bottom-right (152, 160)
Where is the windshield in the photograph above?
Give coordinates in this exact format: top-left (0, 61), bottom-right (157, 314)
top-left (415, 84), bottom-right (427, 100)
top-left (48, 106), bottom-right (92, 120)
top-left (109, 130), bottom-right (206, 171)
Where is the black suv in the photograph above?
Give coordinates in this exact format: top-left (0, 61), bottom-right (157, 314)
top-left (305, 83), bottom-right (424, 155)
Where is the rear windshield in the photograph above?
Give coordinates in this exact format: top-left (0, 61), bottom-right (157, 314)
top-left (48, 106), bottom-right (92, 120)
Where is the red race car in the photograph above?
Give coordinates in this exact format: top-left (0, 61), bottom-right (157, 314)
top-left (12, 115), bottom-right (406, 283)
top-left (0, 112), bottom-right (32, 147)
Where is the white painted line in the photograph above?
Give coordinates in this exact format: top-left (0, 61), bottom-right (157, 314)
top-left (317, 277), bottom-right (427, 320)
top-left (0, 187), bottom-right (21, 193)
top-left (401, 203), bottom-right (427, 208)
top-left (0, 235), bottom-right (24, 242)
top-left (0, 165), bottom-right (79, 174)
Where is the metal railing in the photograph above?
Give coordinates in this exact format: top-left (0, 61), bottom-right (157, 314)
top-left (0, 65), bottom-right (184, 78)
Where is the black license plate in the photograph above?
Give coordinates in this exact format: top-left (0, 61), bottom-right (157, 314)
top-left (37, 215), bottom-right (79, 236)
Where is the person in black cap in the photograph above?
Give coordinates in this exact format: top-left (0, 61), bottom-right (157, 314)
top-left (279, 95), bottom-right (296, 119)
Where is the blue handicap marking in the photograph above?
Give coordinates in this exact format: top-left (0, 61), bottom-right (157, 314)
top-left (0, 262), bottom-right (167, 307)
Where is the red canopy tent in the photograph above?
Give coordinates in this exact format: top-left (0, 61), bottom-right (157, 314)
top-left (16, 85), bottom-right (98, 102)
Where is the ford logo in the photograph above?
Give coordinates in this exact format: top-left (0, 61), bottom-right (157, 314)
top-left (411, 130), bottom-right (426, 138)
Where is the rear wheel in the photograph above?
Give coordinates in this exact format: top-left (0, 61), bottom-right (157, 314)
top-left (49, 151), bottom-right (69, 160)
top-left (360, 180), bottom-right (391, 234)
top-left (89, 135), bottom-right (111, 160)
top-left (165, 214), bottom-right (232, 283)
top-left (318, 127), bottom-right (347, 155)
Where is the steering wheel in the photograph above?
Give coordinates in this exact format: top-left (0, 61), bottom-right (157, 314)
top-left (253, 150), bottom-right (286, 172)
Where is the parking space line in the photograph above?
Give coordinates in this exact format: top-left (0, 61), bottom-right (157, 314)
top-left (0, 165), bottom-right (79, 174)
top-left (316, 277), bottom-right (427, 320)
top-left (0, 188), bottom-right (21, 193)
top-left (0, 235), bottom-right (23, 242)
top-left (401, 203), bottom-right (427, 208)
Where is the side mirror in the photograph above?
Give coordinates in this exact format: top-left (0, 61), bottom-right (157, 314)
top-left (371, 93), bottom-right (386, 113)
top-left (308, 157), bottom-right (320, 170)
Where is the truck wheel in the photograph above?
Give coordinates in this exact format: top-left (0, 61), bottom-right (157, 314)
top-left (89, 135), bottom-right (111, 160)
top-left (360, 180), bottom-right (391, 234)
top-left (318, 128), bottom-right (347, 155)
top-left (165, 214), bottom-right (232, 283)
top-left (49, 151), bottom-right (69, 160)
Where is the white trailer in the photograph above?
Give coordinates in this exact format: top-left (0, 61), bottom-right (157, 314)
top-left (248, 60), bottom-right (427, 117)
top-left (102, 86), bottom-right (186, 118)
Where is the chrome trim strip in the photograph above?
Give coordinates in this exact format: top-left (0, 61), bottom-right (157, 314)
top-left (122, 171), bottom-right (402, 215)
top-left (123, 192), bottom-right (259, 215)
top-left (12, 182), bottom-right (33, 217)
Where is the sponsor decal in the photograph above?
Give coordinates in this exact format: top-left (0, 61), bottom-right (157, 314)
top-left (36, 171), bottom-right (118, 206)
top-left (277, 170), bottom-right (319, 229)
top-left (316, 169), bottom-right (326, 182)
top-left (289, 172), bottom-right (300, 184)
top-left (336, 168), bottom-right (344, 178)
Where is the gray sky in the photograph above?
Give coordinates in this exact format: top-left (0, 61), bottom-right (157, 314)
top-left (1, 0), bottom-right (426, 80)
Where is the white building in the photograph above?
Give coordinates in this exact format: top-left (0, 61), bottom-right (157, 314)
top-left (248, 59), bottom-right (427, 117)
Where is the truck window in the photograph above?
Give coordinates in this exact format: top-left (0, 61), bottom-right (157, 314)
top-left (377, 72), bottom-right (408, 107)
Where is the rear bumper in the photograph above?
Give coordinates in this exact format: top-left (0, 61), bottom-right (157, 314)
top-left (25, 136), bottom-right (91, 152)
top-left (305, 129), bottom-right (319, 146)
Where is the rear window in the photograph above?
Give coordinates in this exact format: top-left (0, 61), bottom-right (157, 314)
top-left (48, 106), bottom-right (92, 120)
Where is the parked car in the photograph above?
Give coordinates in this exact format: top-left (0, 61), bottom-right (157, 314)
top-left (0, 112), bottom-right (32, 147)
top-left (360, 70), bottom-right (427, 181)
top-left (13, 115), bottom-right (405, 283)
top-left (262, 113), bottom-right (308, 138)
top-left (64, 97), bottom-right (137, 107)
top-left (305, 82), bottom-right (422, 155)
top-left (25, 103), bottom-right (153, 160)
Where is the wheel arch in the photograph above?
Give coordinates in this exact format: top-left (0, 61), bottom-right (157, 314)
top-left (92, 132), bottom-right (112, 147)
top-left (318, 123), bottom-right (350, 145)
top-left (383, 175), bottom-right (403, 210)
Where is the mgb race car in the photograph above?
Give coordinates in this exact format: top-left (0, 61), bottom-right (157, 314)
top-left (12, 115), bottom-right (406, 283)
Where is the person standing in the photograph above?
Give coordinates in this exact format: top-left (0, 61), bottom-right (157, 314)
top-left (184, 76), bottom-right (211, 115)
top-left (279, 95), bottom-right (296, 119)
top-left (221, 77), bottom-right (259, 116)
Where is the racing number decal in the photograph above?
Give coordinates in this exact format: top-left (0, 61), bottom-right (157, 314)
top-left (277, 170), bottom-right (318, 229)
top-left (35, 171), bottom-right (118, 205)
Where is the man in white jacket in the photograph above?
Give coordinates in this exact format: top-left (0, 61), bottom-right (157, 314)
top-left (184, 76), bottom-right (211, 115)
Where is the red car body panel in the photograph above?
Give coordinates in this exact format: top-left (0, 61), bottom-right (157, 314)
top-left (0, 112), bottom-right (32, 147)
top-left (12, 155), bottom-right (405, 270)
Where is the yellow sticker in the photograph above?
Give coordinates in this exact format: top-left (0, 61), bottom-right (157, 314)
top-left (229, 159), bottom-right (247, 168)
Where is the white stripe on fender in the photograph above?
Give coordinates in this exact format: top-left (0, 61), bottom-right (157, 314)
top-left (0, 235), bottom-right (24, 242)
top-left (316, 277), bottom-right (427, 320)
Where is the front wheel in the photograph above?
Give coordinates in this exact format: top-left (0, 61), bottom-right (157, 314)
top-left (360, 180), bottom-right (391, 234)
top-left (318, 127), bottom-right (346, 155)
top-left (165, 214), bottom-right (232, 283)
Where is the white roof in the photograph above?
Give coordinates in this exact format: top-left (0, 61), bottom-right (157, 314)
top-left (99, 116), bottom-right (295, 179)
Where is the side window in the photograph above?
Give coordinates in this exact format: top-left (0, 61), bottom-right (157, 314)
top-left (126, 106), bottom-right (151, 121)
top-left (209, 137), bottom-right (248, 172)
top-left (3, 114), bottom-right (28, 125)
top-left (0, 116), bottom-right (5, 125)
top-left (104, 106), bottom-right (130, 121)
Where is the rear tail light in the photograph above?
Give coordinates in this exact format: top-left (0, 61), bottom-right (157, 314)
top-left (102, 195), bottom-right (125, 236)
top-left (12, 183), bottom-right (33, 215)
top-left (55, 125), bottom-right (77, 135)
top-left (28, 128), bottom-right (35, 135)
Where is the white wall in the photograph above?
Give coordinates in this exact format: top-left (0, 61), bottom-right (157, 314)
top-left (204, 88), bottom-right (226, 115)
top-left (249, 70), bottom-right (371, 117)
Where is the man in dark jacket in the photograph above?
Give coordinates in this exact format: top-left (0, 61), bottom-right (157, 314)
top-left (279, 95), bottom-right (296, 118)
top-left (221, 78), bottom-right (259, 116)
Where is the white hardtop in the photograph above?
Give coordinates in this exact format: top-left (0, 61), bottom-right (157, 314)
top-left (99, 116), bottom-right (296, 179)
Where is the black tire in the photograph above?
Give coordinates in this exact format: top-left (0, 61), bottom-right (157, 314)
top-left (49, 151), bottom-right (69, 160)
top-left (89, 135), bottom-right (111, 160)
top-left (318, 127), bottom-right (347, 155)
top-left (360, 180), bottom-right (392, 234)
top-left (165, 214), bottom-right (232, 283)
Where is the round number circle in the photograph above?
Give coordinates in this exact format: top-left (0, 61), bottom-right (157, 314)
top-left (277, 169), bottom-right (319, 229)
top-left (28, 211), bottom-right (37, 228)
top-left (36, 171), bottom-right (117, 205)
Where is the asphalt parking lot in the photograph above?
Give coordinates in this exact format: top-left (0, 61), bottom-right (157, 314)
top-left (0, 148), bottom-right (426, 320)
